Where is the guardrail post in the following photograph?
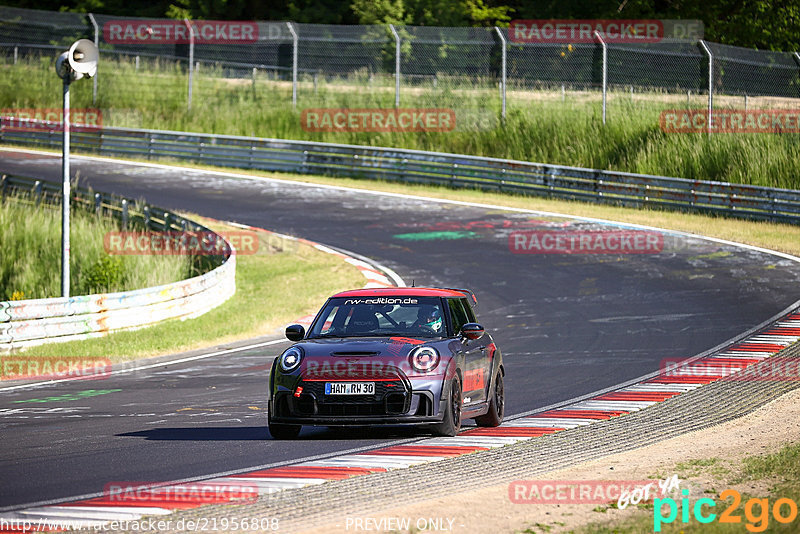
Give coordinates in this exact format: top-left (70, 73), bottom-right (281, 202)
top-left (185, 19), bottom-right (194, 111)
top-left (494, 26), bottom-right (507, 120)
top-left (286, 22), bottom-right (298, 109)
top-left (143, 205), bottom-right (151, 229)
top-left (699, 40), bottom-right (713, 133)
top-left (34, 180), bottom-right (42, 206)
top-left (94, 192), bottom-right (102, 214)
top-left (594, 31), bottom-right (607, 125)
top-left (121, 198), bottom-right (129, 229)
top-left (389, 24), bottom-right (401, 108)
top-left (88, 14), bottom-right (99, 105)
top-left (0, 175), bottom-right (6, 198)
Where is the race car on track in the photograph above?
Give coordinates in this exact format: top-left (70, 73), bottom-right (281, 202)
top-left (268, 287), bottom-right (504, 439)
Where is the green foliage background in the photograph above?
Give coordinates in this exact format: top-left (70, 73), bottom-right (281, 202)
top-left (1, 0), bottom-right (798, 50)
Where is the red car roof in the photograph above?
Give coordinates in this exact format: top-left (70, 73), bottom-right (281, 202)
top-left (332, 287), bottom-right (472, 299)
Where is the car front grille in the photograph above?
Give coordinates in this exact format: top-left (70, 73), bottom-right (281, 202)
top-left (290, 366), bottom-right (412, 417)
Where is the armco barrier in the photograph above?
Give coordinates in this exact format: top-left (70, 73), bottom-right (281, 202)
top-left (2, 120), bottom-right (800, 225)
top-left (0, 174), bottom-right (235, 351)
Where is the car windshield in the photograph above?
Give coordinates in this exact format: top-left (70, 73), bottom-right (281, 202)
top-left (308, 296), bottom-right (447, 338)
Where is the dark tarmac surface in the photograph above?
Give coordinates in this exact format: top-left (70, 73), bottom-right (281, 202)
top-left (1, 150), bottom-right (799, 509)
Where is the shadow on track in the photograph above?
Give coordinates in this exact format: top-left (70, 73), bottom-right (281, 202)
top-left (118, 425), bottom-right (455, 441)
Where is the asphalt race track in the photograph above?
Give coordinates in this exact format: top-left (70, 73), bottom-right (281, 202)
top-left (2, 149), bottom-right (800, 509)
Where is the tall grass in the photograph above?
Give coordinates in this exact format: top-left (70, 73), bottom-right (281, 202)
top-left (2, 57), bottom-right (799, 189)
top-left (0, 192), bottom-right (193, 300)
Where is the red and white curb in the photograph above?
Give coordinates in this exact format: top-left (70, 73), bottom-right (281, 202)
top-left (2, 310), bottom-right (797, 531)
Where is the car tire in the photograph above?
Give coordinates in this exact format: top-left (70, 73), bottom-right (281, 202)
top-left (475, 371), bottom-right (504, 427)
top-left (432, 376), bottom-right (462, 437)
top-left (268, 414), bottom-right (301, 440)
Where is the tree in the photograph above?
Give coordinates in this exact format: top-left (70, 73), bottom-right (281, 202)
top-left (351, 0), bottom-right (407, 25)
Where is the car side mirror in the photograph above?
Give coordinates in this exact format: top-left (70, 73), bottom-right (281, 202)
top-left (461, 323), bottom-right (484, 341)
top-left (285, 324), bottom-right (305, 341)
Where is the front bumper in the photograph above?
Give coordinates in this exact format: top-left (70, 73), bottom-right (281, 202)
top-left (270, 376), bottom-right (446, 426)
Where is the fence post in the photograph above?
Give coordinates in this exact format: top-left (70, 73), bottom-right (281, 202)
top-left (88, 13), bottom-right (99, 105)
top-left (185, 19), bottom-right (194, 110)
top-left (699, 40), bottom-right (713, 133)
top-left (389, 24), bottom-right (401, 108)
top-left (286, 22), bottom-right (298, 109)
top-left (794, 53), bottom-right (800, 82)
top-left (13, 46), bottom-right (17, 65)
top-left (494, 26), bottom-right (506, 120)
top-left (594, 31), bottom-right (607, 125)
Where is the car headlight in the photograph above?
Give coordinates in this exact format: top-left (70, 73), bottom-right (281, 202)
top-left (279, 347), bottom-right (303, 372)
top-left (409, 346), bottom-right (439, 372)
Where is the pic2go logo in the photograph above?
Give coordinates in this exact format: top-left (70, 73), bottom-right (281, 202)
top-left (654, 489), bottom-right (799, 532)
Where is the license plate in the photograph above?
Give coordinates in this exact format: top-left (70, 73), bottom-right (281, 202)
top-left (325, 382), bottom-right (375, 395)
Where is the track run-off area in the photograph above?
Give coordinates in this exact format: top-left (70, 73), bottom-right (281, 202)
top-left (1, 148), bottom-right (800, 528)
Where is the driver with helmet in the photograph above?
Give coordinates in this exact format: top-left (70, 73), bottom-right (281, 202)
top-left (414, 305), bottom-right (443, 334)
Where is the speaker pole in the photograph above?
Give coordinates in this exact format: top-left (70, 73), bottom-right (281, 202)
top-left (61, 75), bottom-right (71, 298)
top-left (55, 39), bottom-right (98, 297)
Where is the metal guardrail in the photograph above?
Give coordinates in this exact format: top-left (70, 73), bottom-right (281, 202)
top-left (0, 173), bottom-right (236, 351)
top-left (2, 120), bottom-right (800, 225)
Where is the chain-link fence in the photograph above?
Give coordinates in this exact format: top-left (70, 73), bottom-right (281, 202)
top-left (1, 6), bottom-right (799, 125)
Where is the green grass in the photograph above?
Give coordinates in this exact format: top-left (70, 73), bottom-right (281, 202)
top-left (12, 220), bottom-right (365, 362)
top-left (675, 458), bottom-right (731, 479)
top-left (2, 56), bottom-right (800, 189)
top-left (0, 191), bottom-right (191, 300)
top-left (741, 443), bottom-right (800, 492)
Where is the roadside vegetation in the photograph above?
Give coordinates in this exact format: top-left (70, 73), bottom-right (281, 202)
top-left (2, 57), bottom-right (800, 189)
top-left (0, 190), bottom-right (191, 300)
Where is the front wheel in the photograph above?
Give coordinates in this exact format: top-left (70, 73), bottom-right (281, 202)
top-left (431, 377), bottom-right (462, 437)
top-left (268, 412), bottom-right (301, 440)
top-left (475, 372), bottom-right (504, 427)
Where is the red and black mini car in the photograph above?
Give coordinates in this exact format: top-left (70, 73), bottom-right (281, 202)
top-left (268, 287), bottom-right (504, 439)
